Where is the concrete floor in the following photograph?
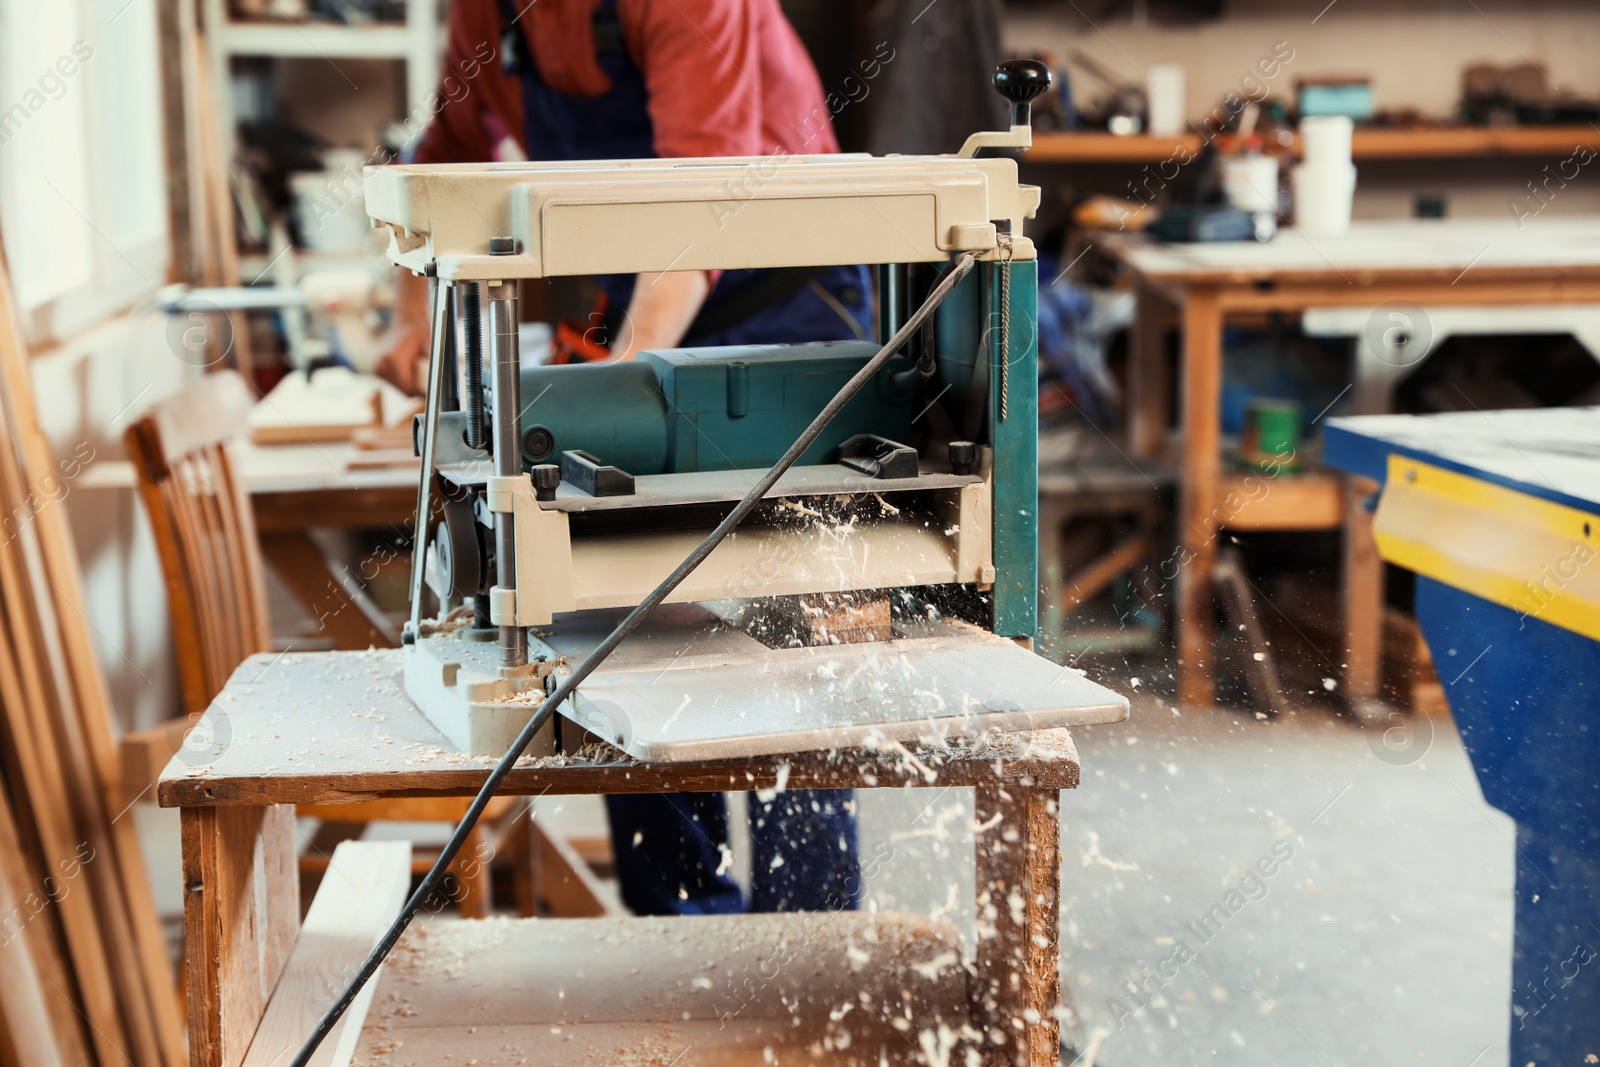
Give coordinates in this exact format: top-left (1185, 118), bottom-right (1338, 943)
top-left (1055, 698), bottom-right (1512, 1066)
top-left (858, 693), bottom-right (1515, 1067)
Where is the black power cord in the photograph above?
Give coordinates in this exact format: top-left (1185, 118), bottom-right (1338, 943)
top-left (289, 250), bottom-right (979, 1066)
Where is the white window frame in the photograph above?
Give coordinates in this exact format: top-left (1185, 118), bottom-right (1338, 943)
top-left (0, 0), bottom-right (170, 348)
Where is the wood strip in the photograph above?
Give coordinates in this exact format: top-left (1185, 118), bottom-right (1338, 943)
top-left (193, 454), bottom-right (246, 677)
top-left (1343, 475), bottom-right (1384, 703)
top-left (168, 457), bottom-right (229, 693)
top-left (216, 441), bottom-right (272, 653)
top-left (1176, 286), bottom-right (1222, 709)
top-left (127, 423), bottom-right (214, 715)
top-left (0, 443), bottom-right (133, 1066)
top-left (1, 427), bottom-right (168, 1067)
top-left (0, 768), bottom-right (90, 1067)
top-left (239, 840), bottom-right (411, 1067)
top-left (0, 235), bottom-right (186, 1064)
top-left (258, 532), bottom-right (398, 649)
top-left (1126, 281), bottom-right (1171, 459)
top-left (1060, 533), bottom-right (1153, 614)
top-left (530, 814), bottom-right (617, 917)
top-left (972, 784), bottom-right (1062, 1067)
top-left (183, 804), bottom-right (301, 1067)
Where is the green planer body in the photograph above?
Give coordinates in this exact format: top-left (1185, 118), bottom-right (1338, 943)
top-left (452, 261), bottom-right (1040, 638)
top-left (516, 341), bottom-right (916, 475)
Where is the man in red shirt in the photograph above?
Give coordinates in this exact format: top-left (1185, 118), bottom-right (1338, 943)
top-left (400, 0), bottom-right (868, 917)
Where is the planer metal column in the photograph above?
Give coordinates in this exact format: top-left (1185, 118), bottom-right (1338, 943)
top-left (486, 280), bottom-right (527, 669)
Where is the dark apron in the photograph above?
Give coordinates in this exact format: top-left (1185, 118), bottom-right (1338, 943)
top-left (497, 0), bottom-right (862, 915)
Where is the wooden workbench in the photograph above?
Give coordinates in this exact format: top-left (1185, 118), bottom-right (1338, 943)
top-left (1101, 217), bottom-right (1600, 710)
top-left (159, 649), bottom-right (1085, 1067)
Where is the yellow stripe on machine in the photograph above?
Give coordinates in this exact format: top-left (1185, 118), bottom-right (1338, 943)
top-left (1374, 455), bottom-right (1600, 642)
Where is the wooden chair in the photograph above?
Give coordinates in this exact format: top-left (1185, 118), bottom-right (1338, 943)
top-left (120, 370), bottom-right (515, 916)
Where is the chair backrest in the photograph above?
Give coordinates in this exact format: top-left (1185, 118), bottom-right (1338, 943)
top-left (125, 370), bottom-right (270, 715)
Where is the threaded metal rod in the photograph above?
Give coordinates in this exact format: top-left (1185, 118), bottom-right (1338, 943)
top-left (488, 284), bottom-right (527, 668)
top-left (461, 282), bottom-right (486, 451)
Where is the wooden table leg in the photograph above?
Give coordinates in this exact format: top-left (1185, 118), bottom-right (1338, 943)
top-left (1343, 476), bottom-right (1384, 703)
top-left (182, 804), bottom-right (300, 1067)
top-left (259, 531), bottom-right (398, 649)
top-left (973, 783), bottom-right (1062, 1067)
top-left (1127, 281), bottom-right (1171, 459)
top-left (1177, 287), bottom-right (1223, 709)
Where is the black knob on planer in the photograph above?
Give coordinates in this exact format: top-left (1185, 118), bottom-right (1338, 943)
top-left (994, 59), bottom-right (1052, 128)
top-left (532, 464), bottom-right (562, 501)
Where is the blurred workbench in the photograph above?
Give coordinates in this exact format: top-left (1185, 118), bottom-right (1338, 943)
top-left (1101, 217), bottom-right (1600, 710)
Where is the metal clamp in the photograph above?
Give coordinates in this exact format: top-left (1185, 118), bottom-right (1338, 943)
top-left (485, 473), bottom-right (530, 513)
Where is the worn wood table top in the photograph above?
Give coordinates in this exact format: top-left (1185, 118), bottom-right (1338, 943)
top-left (1100, 217), bottom-right (1600, 286)
top-left (157, 650), bottom-right (1083, 807)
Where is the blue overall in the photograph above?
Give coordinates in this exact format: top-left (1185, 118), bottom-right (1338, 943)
top-left (500, 0), bottom-right (865, 916)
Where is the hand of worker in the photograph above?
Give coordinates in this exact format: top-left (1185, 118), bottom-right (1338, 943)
top-left (374, 319), bottom-right (429, 396)
top-left (374, 268), bottom-right (432, 396)
top-left (608, 271), bottom-right (711, 361)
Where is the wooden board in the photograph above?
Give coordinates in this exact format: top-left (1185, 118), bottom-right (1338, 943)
top-left (351, 912), bottom-right (971, 1066)
top-left (182, 804), bottom-right (300, 1067)
top-left (972, 785), bottom-right (1061, 1067)
top-left (157, 649), bottom-right (1083, 807)
top-left (248, 369), bottom-right (414, 445)
top-left (0, 769), bottom-right (90, 1067)
top-left (240, 840), bottom-right (411, 1067)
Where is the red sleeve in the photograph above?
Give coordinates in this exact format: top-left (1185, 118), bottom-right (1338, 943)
top-left (413, 0), bottom-right (523, 165)
top-left (620, 0), bottom-right (764, 158)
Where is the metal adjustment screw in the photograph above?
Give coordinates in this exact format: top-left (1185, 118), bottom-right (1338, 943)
top-left (948, 440), bottom-right (978, 476)
top-left (532, 464), bottom-right (562, 501)
top-left (489, 236), bottom-right (517, 255)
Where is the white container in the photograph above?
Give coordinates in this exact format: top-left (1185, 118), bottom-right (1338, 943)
top-left (1146, 64), bottom-right (1186, 137)
top-left (1293, 162), bottom-right (1357, 235)
top-left (1222, 153), bottom-right (1279, 214)
top-left (1300, 114), bottom-right (1354, 167)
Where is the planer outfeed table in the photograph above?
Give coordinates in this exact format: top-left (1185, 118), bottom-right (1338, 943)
top-left (160, 647), bottom-right (1110, 1067)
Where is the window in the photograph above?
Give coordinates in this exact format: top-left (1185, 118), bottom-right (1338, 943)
top-left (0, 0), bottom-right (168, 344)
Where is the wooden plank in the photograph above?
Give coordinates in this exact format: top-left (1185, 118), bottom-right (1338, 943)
top-left (972, 784), bottom-right (1062, 1067)
top-left (530, 814), bottom-right (617, 917)
top-left (250, 486), bottom-right (416, 534)
top-left (183, 804), bottom-right (300, 1067)
top-left (1126, 281), bottom-right (1171, 459)
top-left (259, 532), bottom-right (399, 649)
top-left (1176, 286), bottom-right (1222, 710)
top-left (239, 840), bottom-right (411, 1067)
top-left (156, 650), bottom-right (1083, 806)
top-left (0, 770), bottom-right (91, 1067)
top-left (1028, 125), bottom-right (1600, 165)
top-left (355, 912), bottom-right (970, 1065)
top-left (157, 0), bottom-right (205, 286)
top-left (1059, 533), bottom-right (1153, 614)
top-left (0, 467), bottom-right (134, 1067)
top-left (0, 240), bottom-right (187, 1066)
top-left (1218, 470), bottom-right (1344, 531)
top-left (1212, 548), bottom-right (1283, 713)
top-left (1343, 475), bottom-right (1384, 703)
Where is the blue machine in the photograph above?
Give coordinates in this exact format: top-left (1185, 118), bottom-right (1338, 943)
top-left (1326, 407), bottom-right (1600, 1063)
